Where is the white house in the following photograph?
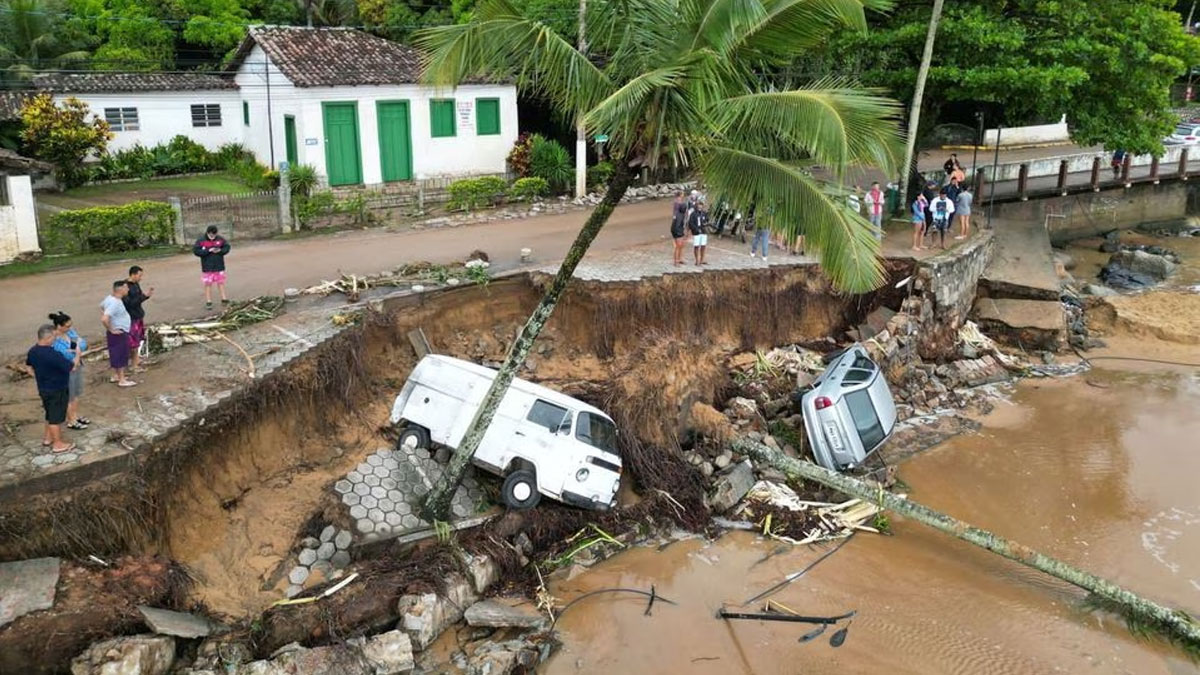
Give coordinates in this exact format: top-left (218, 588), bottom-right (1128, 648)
top-left (0, 149), bottom-right (50, 264)
top-left (33, 27), bottom-right (520, 187)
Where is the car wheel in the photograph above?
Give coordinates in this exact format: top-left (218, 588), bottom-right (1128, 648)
top-left (396, 426), bottom-right (430, 453)
top-left (501, 469), bottom-right (541, 510)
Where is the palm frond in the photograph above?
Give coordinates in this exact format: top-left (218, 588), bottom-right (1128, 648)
top-left (728, 0), bottom-right (873, 60)
top-left (701, 145), bottom-right (884, 291)
top-left (711, 81), bottom-right (904, 176)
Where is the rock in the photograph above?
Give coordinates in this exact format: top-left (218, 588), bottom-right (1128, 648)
top-left (456, 551), bottom-right (499, 595)
top-left (397, 594), bottom-right (458, 651)
top-left (71, 634), bottom-right (175, 675)
top-left (191, 638), bottom-right (252, 672)
top-left (762, 435), bottom-right (779, 449)
top-left (1101, 249), bottom-right (1177, 289)
top-left (713, 452), bottom-right (732, 469)
top-left (1083, 283), bottom-right (1118, 297)
top-left (355, 630), bottom-right (415, 675)
top-left (1099, 230), bottom-right (1121, 253)
top-left (728, 397), bottom-right (758, 421)
top-left (759, 468), bottom-right (788, 483)
top-left (700, 461), bottom-right (714, 477)
top-left (245, 643), bottom-right (372, 675)
top-left (794, 371), bottom-right (815, 391)
top-left (763, 398), bottom-right (788, 418)
top-left (0, 557), bottom-right (59, 628)
top-left (464, 599), bottom-right (545, 629)
top-left (465, 639), bottom-right (541, 675)
top-left (708, 460), bottom-right (755, 513)
top-left (300, 536), bottom-right (320, 550)
top-left (137, 606), bottom-right (213, 638)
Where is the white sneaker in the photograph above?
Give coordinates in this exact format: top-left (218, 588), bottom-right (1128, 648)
top-left (749, 252), bottom-right (755, 257)
top-left (762, 256), bottom-right (768, 261)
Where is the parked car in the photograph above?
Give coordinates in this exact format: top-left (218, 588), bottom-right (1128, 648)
top-left (798, 345), bottom-right (898, 472)
top-left (1166, 123), bottom-right (1200, 145)
top-left (390, 355), bottom-right (622, 511)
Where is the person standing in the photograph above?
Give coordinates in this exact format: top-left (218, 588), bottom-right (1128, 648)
top-left (194, 225), bottom-right (231, 310)
top-left (670, 192), bottom-right (687, 266)
top-left (955, 185), bottom-right (974, 239)
top-left (688, 198), bottom-right (709, 265)
top-left (847, 185), bottom-right (862, 216)
top-left (921, 181), bottom-right (938, 245)
top-left (123, 265), bottom-right (153, 373)
top-left (746, 204), bottom-right (768, 261)
top-left (930, 190), bottom-right (956, 249)
top-left (863, 181), bottom-right (885, 241)
top-left (911, 193), bottom-right (928, 251)
top-left (943, 153), bottom-right (959, 177)
top-left (1110, 149), bottom-right (1126, 179)
top-left (101, 280), bottom-right (136, 387)
top-left (49, 312), bottom-right (89, 431)
top-left (944, 176), bottom-right (962, 207)
top-left (26, 324), bottom-right (75, 453)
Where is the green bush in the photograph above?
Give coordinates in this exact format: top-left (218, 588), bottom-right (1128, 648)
top-left (214, 142), bottom-right (254, 169)
top-left (286, 164), bottom-right (318, 197)
top-left (529, 135), bottom-right (573, 192)
top-left (587, 160), bottom-right (615, 189)
top-left (295, 190), bottom-right (337, 227)
top-left (89, 139), bottom-right (257, 183)
top-left (506, 132), bottom-right (534, 176)
top-left (231, 158), bottom-right (276, 190)
top-left (447, 176), bottom-right (509, 211)
top-left (44, 201), bottom-right (175, 253)
top-left (508, 176), bottom-right (549, 202)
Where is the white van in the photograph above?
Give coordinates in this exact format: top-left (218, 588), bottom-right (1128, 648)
top-left (389, 355), bottom-right (623, 511)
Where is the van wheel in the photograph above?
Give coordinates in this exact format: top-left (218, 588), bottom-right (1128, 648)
top-left (396, 426), bottom-right (430, 453)
top-left (501, 469), bottom-right (541, 510)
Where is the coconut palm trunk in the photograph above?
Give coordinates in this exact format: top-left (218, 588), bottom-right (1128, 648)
top-left (898, 0), bottom-right (945, 204)
top-left (421, 160), bottom-right (635, 521)
top-left (731, 436), bottom-right (1200, 654)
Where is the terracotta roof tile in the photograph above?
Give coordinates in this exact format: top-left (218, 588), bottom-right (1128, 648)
top-left (0, 91), bottom-right (32, 121)
top-left (30, 72), bottom-right (237, 93)
top-left (239, 27), bottom-right (424, 87)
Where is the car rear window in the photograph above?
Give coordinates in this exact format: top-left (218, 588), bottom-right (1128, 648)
top-left (844, 389), bottom-right (885, 450)
top-left (842, 368), bottom-right (873, 385)
top-left (576, 412), bottom-right (619, 455)
top-left (528, 400), bottom-right (569, 433)
top-left (1176, 125), bottom-right (1197, 136)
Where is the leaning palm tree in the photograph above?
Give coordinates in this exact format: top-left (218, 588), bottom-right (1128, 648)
top-left (416, 0), bottom-right (903, 520)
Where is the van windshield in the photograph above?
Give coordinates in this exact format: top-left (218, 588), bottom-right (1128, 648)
top-left (843, 389), bottom-right (885, 451)
top-left (576, 412), bottom-right (619, 455)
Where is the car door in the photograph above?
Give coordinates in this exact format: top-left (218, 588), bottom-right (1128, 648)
top-left (510, 399), bottom-right (572, 495)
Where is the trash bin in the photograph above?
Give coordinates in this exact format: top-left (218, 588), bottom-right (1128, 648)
top-left (885, 185), bottom-right (901, 215)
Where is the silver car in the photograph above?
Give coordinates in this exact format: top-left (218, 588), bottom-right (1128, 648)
top-left (800, 345), bottom-right (898, 471)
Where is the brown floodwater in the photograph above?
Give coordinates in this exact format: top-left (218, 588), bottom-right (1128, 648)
top-left (544, 365), bottom-right (1200, 674)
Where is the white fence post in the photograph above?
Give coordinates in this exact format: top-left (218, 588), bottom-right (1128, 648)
top-left (278, 166), bottom-right (293, 234)
top-left (168, 196), bottom-right (186, 245)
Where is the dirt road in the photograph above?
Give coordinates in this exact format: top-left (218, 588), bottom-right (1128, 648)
top-left (0, 200), bottom-right (673, 356)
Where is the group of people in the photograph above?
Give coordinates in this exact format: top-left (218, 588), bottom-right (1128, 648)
top-left (910, 154), bottom-right (974, 251)
top-left (22, 225), bottom-right (232, 455)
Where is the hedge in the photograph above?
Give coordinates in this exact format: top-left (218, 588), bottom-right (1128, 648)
top-left (447, 176), bottom-right (509, 211)
top-left (45, 201), bottom-right (176, 254)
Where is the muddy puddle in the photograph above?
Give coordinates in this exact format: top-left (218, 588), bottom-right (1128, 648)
top-left (545, 368), bottom-right (1200, 674)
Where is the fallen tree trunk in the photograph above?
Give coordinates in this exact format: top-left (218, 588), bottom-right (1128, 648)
top-left (731, 437), bottom-right (1200, 656)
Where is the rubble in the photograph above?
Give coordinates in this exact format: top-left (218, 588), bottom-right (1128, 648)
top-left (708, 460), bottom-right (755, 513)
top-left (136, 606), bottom-right (212, 639)
top-left (0, 557), bottom-right (59, 628)
top-left (70, 634), bottom-right (175, 675)
top-left (464, 599), bottom-right (546, 629)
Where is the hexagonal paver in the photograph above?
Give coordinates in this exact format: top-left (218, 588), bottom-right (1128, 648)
top-left (367, 454), bottom-right (383, 467)
top-left (334, 480), bottom-right (352, 495)
top-left (385, 512), bottom-right (403, 527)
top-left (381, 477), bottom-right (398, 490)
top-left (320, 525), bottom-right (336, 542)
top-left (353, 483), bottom-right (370, 496)
top-left (372, 465), bottom-right (390, 478)
top-left (298, 548), bottom-right (318, 566)
top-left (357, 462), bottom-right (373, 476)
top-left (368, 508), bottom-right (385, 523)
top-left (347, 470), bottom-right (363, 483)
top-left (370, 486), bottom-right (387, 499)
top-left (382, 457), bottom-right (399, 471)
top-left (374, 522), bottom-right (393, 536)
top-left (387, 489), bottom-right (404, 502)
top-left (412, 483), bottom-right (429, 497)
top-left (378, 498), bottom-right (395, 512)
top-left (451, 503), bottom-right (470, 518)
top-left (316, 542), bottom-right (335, 560)
top-left (397, 502), bottom-right (413, 515)
top-left (288, 566), bottom-right (309, 585)
top-left (342, 492), bottom-right (360, 507)
top-left (363, 474), bottom-right (381, 487)
top-left (285, 584), bottom-right (303, 599)
top-left (331, 551), bottom-right (351, 569)
top-left (334, 530), bottom-right (352, 550)
top-left (401, 514), bottom-right (421, 529)
top-left (349, 504), bottom-right (367, 519)
top-left (356, 518), bottom-right (375, 533)
top-left (361, 495), bottom-right (378, 509)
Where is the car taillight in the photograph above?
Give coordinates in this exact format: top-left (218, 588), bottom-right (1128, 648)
top-left (814, 396), bottom-right (833, 410)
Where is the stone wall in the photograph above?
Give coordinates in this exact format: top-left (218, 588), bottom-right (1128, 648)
top-left (991, 182), bottom-right (1192, 243)
top-left (911, 229), bottom-right (996, 359)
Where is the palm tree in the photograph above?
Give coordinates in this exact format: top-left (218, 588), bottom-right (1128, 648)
top-left (0, 0), bottom-right (91, 83)
top-left (415, 0), bottom-right (903, 520)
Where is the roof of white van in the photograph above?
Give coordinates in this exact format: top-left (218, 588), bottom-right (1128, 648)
top-left (419, 354), bottom-right (611, 419)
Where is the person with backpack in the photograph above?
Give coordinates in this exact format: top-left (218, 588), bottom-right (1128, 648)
top-left (911, 193), bottom-right (928, 251)
top-left (670, 192), bottom-right (688, 266)
top-left (194, 225), bottom-right (231, 310)
top-left (930, 189), bottom-right (956, 249)
top-left (863, 181), bottom-right (885, 241)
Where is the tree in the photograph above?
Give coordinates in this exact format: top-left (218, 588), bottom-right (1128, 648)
top-left (20, 94), bottom-right (112, 188)
top-left (897, 0), bottom-right (943, 204)
top-left (0, 0), bottom-right (93, 82)
top-left (414, 0), bottom-right (903, 520)
top-left (814, 0), bottom-right (1200, 155)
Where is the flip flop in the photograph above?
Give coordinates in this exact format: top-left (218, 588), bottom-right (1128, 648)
top-left (51, 444), bottom-right (76, 454)
top-left (76, 417), bottom-right (91, 424)
top-left (117, 380), bottom-right (138, 388)
top-left (66, 421), bottom-right (88, 430)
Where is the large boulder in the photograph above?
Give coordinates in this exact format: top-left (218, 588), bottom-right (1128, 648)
top-left (1100, 249), bottom-right (1177, 289)
top-left (71, 635), bottom-right (175, 675)
top-left (707, 460), bottom-right (755, 513)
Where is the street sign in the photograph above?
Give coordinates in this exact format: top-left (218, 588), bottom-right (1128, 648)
top-left (594, 134), bottom-right (609, 143)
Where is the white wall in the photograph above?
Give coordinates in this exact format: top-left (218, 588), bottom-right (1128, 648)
top-left (233, 48), bottom-right (519, 183)
top-left (983, 115), bottom-right (1070, 147)
top-left (0, 175), bottom-right (39, 264)
top-left (54, 91), bottom-right (242, 152)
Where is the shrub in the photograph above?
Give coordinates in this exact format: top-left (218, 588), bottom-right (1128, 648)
top-left (506, 132), bottom-right (534, 177)
top-left (286, 164), bottom-right (318, 197)
top-left (95, 144), bottom-right (155, 181)
top-left (214, 142), bottom-right (253, 169)
top-left (20, 94), bottom-right (112, 188)
top-left (447, 176), bottom-right (509, 211)
top-left (508, 176), bottom-right (550, 202)
top-left (528, 135), bottom-right (573, 192)
top-left (44, 201), bottom-right (175, 253)
top-left (231, 158), bottom-right (276, 190)
top-left (164, 135), bottom-right (214, 173)
top-left (587, 160), bottom-right (615, 189)
top-left (295, 190), bottom-right (337, 227)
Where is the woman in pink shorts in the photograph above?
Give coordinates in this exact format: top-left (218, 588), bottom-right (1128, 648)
top-left (193, 225), bottom-right (231, 310)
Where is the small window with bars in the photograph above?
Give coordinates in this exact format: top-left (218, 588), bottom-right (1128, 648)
top-left (103, 107), bottom-right (139, 131)
top-left (190, 104), bottom-right (222, 128)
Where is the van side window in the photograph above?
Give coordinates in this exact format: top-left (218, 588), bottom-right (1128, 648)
top-left (527, 400), bottom-right (569, 433)
top-left (576, 412), bottom-right (619, 454)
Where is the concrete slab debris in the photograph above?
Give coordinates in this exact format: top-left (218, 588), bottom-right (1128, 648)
top-left (464, 599), bottom-right (545, 629)
top-left (137, 606), bottom-right (213, 639)
top-left (708, 460), bottom-right (755, 513)
top-left (0, 557), bottom-right (59, 628)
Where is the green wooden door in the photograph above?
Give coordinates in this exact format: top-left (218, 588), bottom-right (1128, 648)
top-left (322, 103), bottom-right (362, 186)
top-left (284, 115), bottom-right (298, 166)
top-left (377, 101), bottom-right (412, 182)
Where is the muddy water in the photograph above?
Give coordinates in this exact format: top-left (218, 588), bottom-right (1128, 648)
top-left (1067, 230), bottom-right (1200, 291)
top-left (545, 368), bottom-right (1200, 674)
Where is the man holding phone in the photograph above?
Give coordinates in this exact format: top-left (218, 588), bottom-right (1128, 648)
top-left (124, 265), bottom-right (153, 373)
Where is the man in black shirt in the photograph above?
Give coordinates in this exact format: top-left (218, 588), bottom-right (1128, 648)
top-left (123, 265), bottom-right (154, 372)
top-left (26, 324), bottom-right (75, 453)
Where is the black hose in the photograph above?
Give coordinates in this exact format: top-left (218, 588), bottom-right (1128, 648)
top-left (550, 587), bottom-right (678, 630)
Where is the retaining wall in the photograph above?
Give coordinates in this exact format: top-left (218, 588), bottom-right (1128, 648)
top-left (990, 182), bottom-right (1192, 243)
top-left (911, 229), bottom-right (996, 359)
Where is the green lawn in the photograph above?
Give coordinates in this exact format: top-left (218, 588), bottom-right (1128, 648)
top-left (0, 247), bottom-right (184, 280)
top-left (61, 173), bottom-right (249, 200)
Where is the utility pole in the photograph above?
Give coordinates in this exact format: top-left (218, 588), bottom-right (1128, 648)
top-left (265, 61), bottom-right (276, 169)
top-left (898, 0), bottom-right (945, 204)
top-left (971, 111), bottom-right (984, 176)
top-left (574, 0), bottom-right (587, 198)
top-left (305, 0), bottom-right (314, 27)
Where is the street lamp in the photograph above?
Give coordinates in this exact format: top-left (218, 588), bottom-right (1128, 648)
top-left (971, 112), bottom-right (984, 175)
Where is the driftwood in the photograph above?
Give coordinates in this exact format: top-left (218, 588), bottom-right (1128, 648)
top-left (732, 436), bottom-right (1200, 657)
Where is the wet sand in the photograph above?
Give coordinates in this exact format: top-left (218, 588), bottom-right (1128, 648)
top-left (545, 368), bottom-right (1200, 674)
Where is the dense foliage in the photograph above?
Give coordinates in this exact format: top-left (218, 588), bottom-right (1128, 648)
top-left (44, 199), bottom-right (175, 252)
top-left (19, 93), bottom-right (111, 187)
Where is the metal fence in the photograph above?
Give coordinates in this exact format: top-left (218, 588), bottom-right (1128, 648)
top-left (178, 190), bottom-right (282, 242)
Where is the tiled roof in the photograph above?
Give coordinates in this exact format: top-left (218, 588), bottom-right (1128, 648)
top-left (30, 72), bottom-right (237, 93)
top-left (229, 26), bottom-right (424, 87)
top-left (0, 148), bottom-right (53, 173)
top-left (0, 91), bottom-right (32, 121)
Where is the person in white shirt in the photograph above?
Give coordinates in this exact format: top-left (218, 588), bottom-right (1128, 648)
top-left (929, 190), bottom-right (956, 250)
top-left (862, 181), bottom-right (885, 241)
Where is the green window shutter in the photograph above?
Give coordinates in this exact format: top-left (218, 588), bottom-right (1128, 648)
top-left (476, 98), bottom-right (500, 135)
top-left (243, 101), bottom-right (249, 125)
top-left (430, 99), bottom-right (455, 138)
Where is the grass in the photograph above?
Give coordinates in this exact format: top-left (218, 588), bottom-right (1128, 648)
top-left (61, 173), bottom-right (250, 200)
top-left (0, 247), bottom-right (184, 280)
